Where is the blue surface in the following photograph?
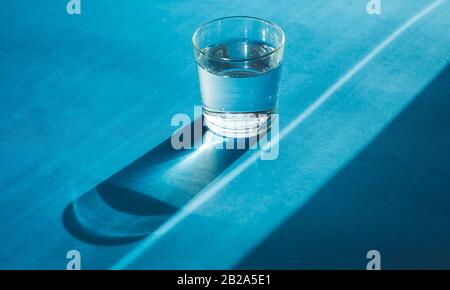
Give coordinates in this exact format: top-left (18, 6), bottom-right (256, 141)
top-left (0, 0), bottom-right (450, 269)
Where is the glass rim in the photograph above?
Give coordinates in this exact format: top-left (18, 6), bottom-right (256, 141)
top-left (192, 16), bottom-right (285, 63)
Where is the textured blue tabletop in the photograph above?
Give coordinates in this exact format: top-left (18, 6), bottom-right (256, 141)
top-left (0, 0), bottom-right (450, 269)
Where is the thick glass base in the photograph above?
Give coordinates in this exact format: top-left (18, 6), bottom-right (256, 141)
top-left (203, 108), bottom-right (274, 138)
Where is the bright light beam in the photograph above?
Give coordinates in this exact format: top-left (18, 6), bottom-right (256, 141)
top-left (110, 0), bottom-right (446, 270)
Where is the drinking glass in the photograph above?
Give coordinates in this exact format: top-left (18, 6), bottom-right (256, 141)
top-left (192, 16), bottom-right (285, 138)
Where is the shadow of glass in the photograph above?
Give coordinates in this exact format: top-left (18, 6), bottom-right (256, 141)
top-left (63, 118), bottom-right (260, 245)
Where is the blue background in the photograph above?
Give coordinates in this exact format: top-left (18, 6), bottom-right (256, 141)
top-left (0, 0), bottom-right (449, 269)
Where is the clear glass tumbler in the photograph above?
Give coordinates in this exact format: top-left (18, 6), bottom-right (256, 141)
top-left (192, 16), bottom-right (285, 138)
